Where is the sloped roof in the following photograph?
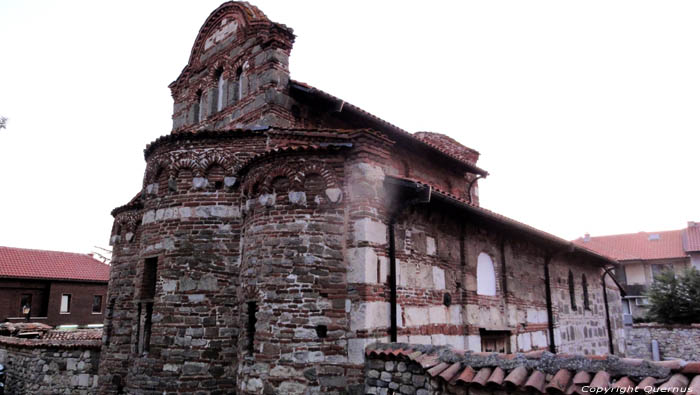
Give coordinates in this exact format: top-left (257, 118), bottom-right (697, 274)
top-left (683, 223), bottom-right (700, 252)
top-left (386, 175), bottom-right (618, 266)
top-left (367, 343), bottom-right (700, 394)
top-left (289, 80), bottom-right (489, 177)
top-left (572, 230), bottom-right (686, 261)
top-left (0, 246), bottom-right (109, 282)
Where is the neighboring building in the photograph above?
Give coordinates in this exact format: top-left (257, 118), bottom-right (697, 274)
top-left (573, 221), bottom-right (700, 321)
top-left (97, 2), bottom-right (624, 394)
top-left (0, 246), bottom-right (110, 327)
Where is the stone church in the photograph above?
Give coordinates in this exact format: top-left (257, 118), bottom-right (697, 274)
top-left (98, 2), bottom-right (625, 393)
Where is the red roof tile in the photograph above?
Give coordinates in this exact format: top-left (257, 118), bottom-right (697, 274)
top-left (572, 230), bottom-right (686, 261)
top-left (0, 246), bottom-right (109, 282)
top-left (366, 343), bottom-right (700, 394)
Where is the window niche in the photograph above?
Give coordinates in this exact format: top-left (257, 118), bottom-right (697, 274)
top-left (247, 301), bottom-right (257, 356)
top-left (215, 68), bottom-right (225, 112)
top-left (568, 270), bottom-right (577, 311)
top-left (476, 252), bottom-right (497, 296)
top-left (194, 90), bottom-right (204, 123)
top-left (582, 274), bottom-right (590, 311)
top-left (137, 257), bottom-right (158, 354)
top-left (235, 66), bottom-right (244, 102)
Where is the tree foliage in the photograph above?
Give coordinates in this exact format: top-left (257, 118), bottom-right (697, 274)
top-left (646, 266), bottom-right (700, 324)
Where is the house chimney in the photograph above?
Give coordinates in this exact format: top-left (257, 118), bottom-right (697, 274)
top-left (583, 233), bottom-right (591, 242)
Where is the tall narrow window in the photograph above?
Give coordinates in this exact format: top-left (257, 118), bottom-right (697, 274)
top-left (138, 257), bottom-right (157, 354)
top-left (141, 257), bottom-right (158, 300)
top-left (568, 270), bottom-right (577, 311)
top-left (20, 294), bottom-right (32, 315)
top-left (236, 67), bottom-right (243, 101)
top-left (194, 90), bottom-right (203, 122)
top-left (476, 252), bottom-right (497, 296)
top-left (247, 301), bottom-right (257, 356)
top-left (216, 68), bottom-right (225, 112)
top-left (582, 274), bottom-right (590, 310)
top-left (92, 295), bottom-right (103, 314)
top-left (60, 294), bottom-right (71, 313)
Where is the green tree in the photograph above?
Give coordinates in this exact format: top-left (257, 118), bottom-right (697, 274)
top-left (646, 267), bottom-right (700, 324)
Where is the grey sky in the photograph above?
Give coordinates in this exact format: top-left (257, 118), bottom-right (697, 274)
top-left (0, 1), bottom-right (698, 254)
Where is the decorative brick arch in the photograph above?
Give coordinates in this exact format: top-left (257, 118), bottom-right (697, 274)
top-left (300, 162), bottom-right (338, 190)
top-left (262, 165), bottom-right (299, 192)
top-left (243, 164), bottom-right (271, 196)
top-left (200, 152), bottom-right (233, 176)
top-left (145, 157), bottom-right (171, 185)
top-left (182, 2), bottom-right (270, 74)
top-left (172, 157), bottom-right (199, 177)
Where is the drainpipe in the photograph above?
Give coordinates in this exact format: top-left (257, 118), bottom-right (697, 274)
top-left (388, 219), bottom-right (399, 342)
top-left (386, 181), bottom-right (431, 342)
top-left (601, 266), bottom-right (626, 355)
top-left (544, 255), bottom-right (556, 353)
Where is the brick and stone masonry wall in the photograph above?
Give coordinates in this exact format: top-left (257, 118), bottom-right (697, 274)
top-left (625, 324), bottom-right (700, 360)
top-left (0, 337), bottom-right (100, 395)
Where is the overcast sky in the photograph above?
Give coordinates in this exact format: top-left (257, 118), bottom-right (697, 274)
top-left (1, 1), bottom-right (698, 255)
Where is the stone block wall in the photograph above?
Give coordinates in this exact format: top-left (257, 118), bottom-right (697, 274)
top-left (625, 324), bottom-right (700, 360)
top-left (0, 337), bottom-right (100, 395)
top-left (366, 357), bottom-right (440, 395)
top-left (550, 257), bottom-right (624, 355)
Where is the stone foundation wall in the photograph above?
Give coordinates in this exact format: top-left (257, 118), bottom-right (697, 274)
top-left (366, 357), bottom-right (442, 395)
top-left (625, 323), bottom-right (700, 360)
top-left (0, 337), bottom-right (100, 395)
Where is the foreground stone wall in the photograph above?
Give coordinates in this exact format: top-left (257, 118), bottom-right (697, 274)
top-left (625, 323), bottom-right (700, 360)
top-left (0, 336), bottom-right (100, 395)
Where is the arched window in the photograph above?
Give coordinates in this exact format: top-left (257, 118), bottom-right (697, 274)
top-left (568, 270), bottom-right (577, 311)
top-left (236, 67), bottom-right (244, 101)
top-left (194, 90), bottom-right (203, 122)
top-left (216, 68), bottom-right (225, 112)
top-left (582, 274), bottom-right (590, 310)
top-left (476, 252), bottom-right (496, 296)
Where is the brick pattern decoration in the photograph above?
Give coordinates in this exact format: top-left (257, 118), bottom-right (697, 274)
top-left (365, 343), bottom-right (700, 395)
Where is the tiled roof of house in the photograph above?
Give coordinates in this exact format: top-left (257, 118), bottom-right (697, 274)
top-left (0, 246), bottom-right (110, 282)
top-left (572, 230), bottom-right (686, 261)
top-left (366, 343), bottom-right (700, 394)
top-left (683, 222), bottom-right (700, 253)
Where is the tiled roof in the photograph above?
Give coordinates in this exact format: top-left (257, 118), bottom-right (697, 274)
top-left (0, 328), bottom-right (102, 349)
top-left (42, 329), bottom-right (102, 341)
top-left (387, 176), bottom-right (617, 266)
top-left (0, 246), bottom-right (110, 282)
top-left (683, 222), bottom-right (700, 253)
top-left (366, 343), bottom-right (700, 394)
top-left (289, 80), bottom-right (489, 177)
top-left (572, 230), bottom-right (687, 261)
